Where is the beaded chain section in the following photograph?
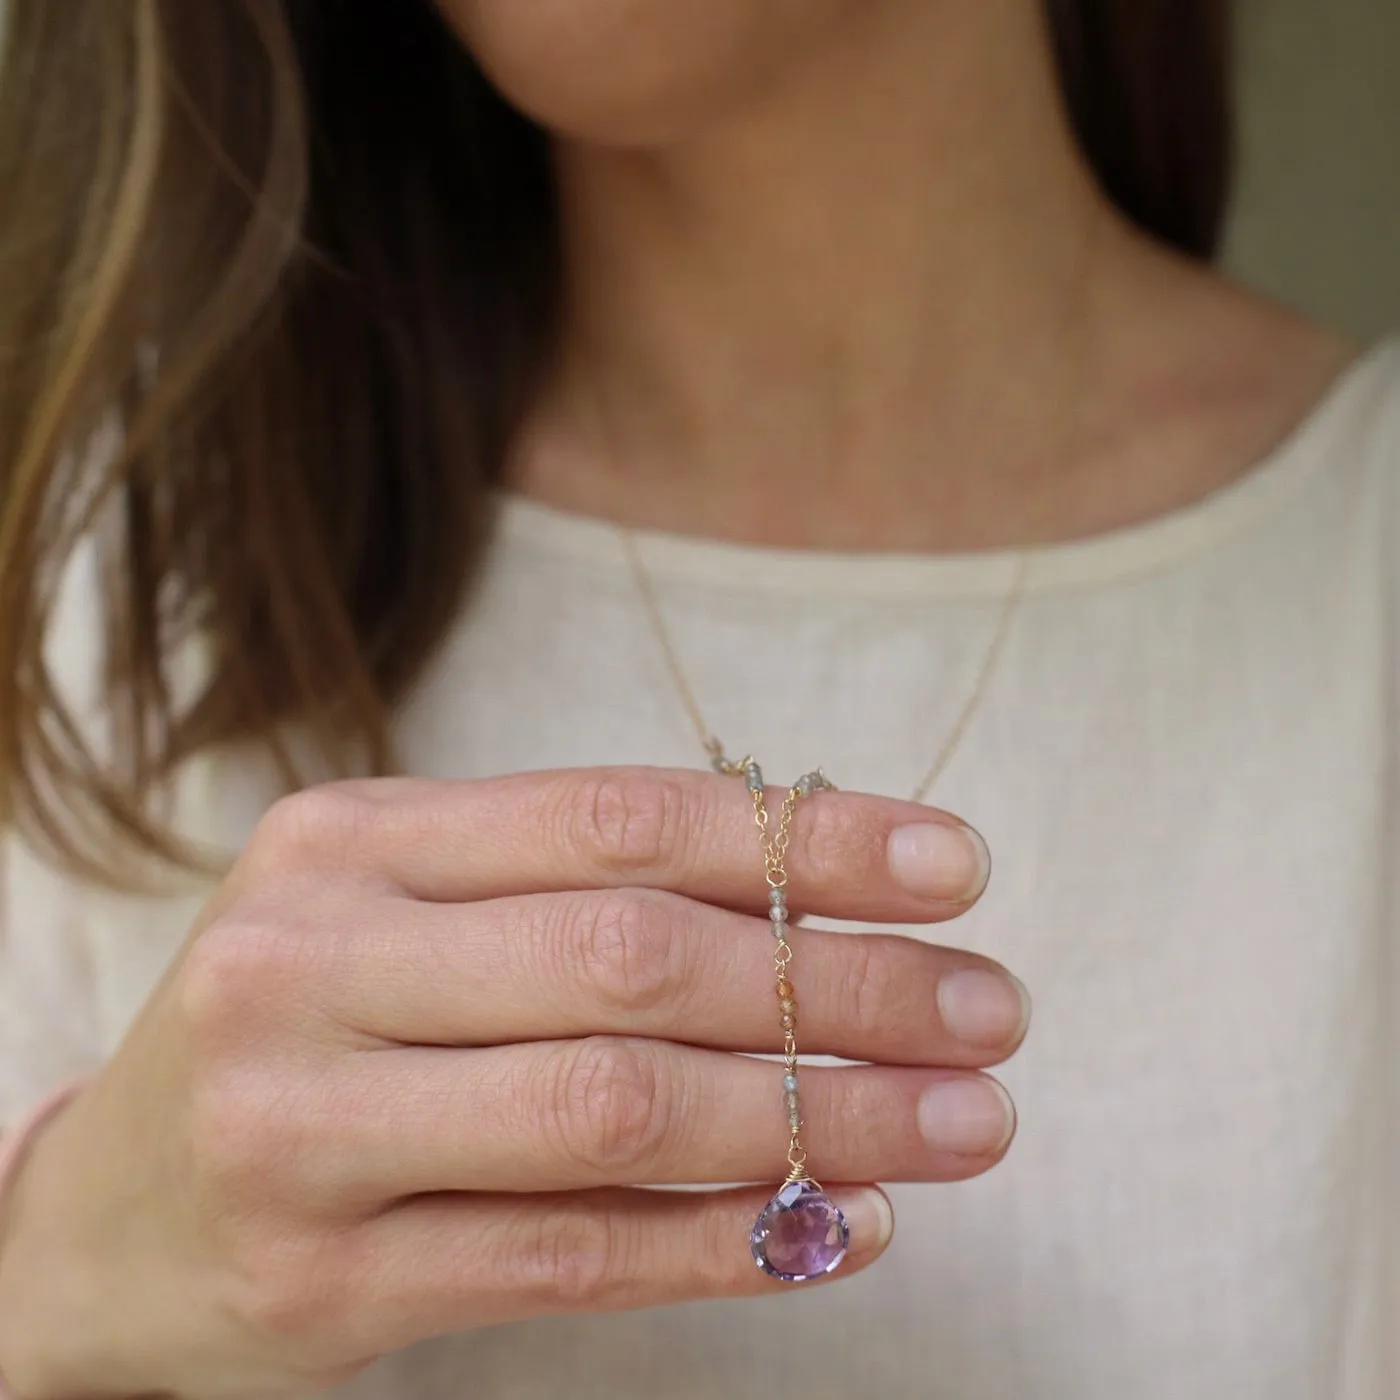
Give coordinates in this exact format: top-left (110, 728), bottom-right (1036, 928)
top-left (711, 749), bottom-right (851, 1283)
top-left (619, 525), bottom-right (1029, 1282)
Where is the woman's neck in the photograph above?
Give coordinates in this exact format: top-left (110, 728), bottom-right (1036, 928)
top-left (509, 3), bottom-right (1352, 550)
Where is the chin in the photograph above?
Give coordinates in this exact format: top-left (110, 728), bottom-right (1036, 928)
top-left (433, 0), bottom-right (839, 146)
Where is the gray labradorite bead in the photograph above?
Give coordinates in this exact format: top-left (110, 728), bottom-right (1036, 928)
top-left (744, 762), bottom-right (763, 791)
top-left (783, 1074), bottom-right (800, 1092)
top-left (769, 887), bottom-right (787, 906)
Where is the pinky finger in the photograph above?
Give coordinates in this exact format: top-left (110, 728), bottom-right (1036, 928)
top-left (352, 1183), bottom-right (895, 1352)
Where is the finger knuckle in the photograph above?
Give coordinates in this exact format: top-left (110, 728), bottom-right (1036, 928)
top-left (511, 1201), bottom-right (625, 1309)
top-left (224, 1232), bottom-right (349, 1351)
top-left (565, 771), bottom-right (691, 877)
top-left (179, 921), bottom-right (301, 1042)
top-left (187, 1065), bottom-right (307, 1200)
top-left (575, 892), bottom-right (690, 1016)
top-left (186, 1068), bottom-right (270, 1193)
top-left (553, 1037), bottom-right (676, 1178)
top-left (790, 795), bottom-right (852, 887)
top-left (839, 934), bottom-right (899, 1035)
top-left (248, 784), bottom-right (376, 872)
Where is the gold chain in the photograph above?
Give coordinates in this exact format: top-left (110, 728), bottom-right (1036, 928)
top-left (761, 785), bottom-right (803, 1176)
top-left (619, 526), bottom-right (1030, 805)
top-left (905, 552), bottom-right (1030, 804)
top-left (620, 531), bottom-right (1029, 1184)
top-left (747, 766), bottom-right (824, 1180)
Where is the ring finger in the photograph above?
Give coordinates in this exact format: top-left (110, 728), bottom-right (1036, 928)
top-left (320, 1037), bottom-right (1016, 1201)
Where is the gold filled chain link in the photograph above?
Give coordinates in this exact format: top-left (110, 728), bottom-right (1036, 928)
top-left (620, 528), bottom-right (1028, 1184)
top-left (618, 526), bottom-right (1029, 806)
top-left (747, 773), bottom-right (818, 1181)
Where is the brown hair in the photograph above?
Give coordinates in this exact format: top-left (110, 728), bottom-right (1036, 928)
top-left (0, 0), bottom-right (1232, 884)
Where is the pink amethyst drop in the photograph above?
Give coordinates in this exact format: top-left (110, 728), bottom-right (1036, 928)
top-left (750, 1179), bottom-right (850, 1282)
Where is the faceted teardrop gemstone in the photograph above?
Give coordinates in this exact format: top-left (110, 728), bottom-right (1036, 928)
top-left (750, 1179), bottom-right (849, 1282)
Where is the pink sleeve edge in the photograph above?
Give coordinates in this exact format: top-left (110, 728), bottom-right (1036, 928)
top-left (0, 1078), bottom-right (89, 1194)
top-left (0, 1078), bottom-right (91, 1400)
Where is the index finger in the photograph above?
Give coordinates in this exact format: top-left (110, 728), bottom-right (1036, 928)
top-left (257, 767), bottom-right (990, 922)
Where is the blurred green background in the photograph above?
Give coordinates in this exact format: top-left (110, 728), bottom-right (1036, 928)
top-left (1225, 0), bottom-right (1400, 339)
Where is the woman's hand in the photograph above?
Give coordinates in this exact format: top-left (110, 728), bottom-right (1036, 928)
top-left (0, 768), bottom-right (1026, 1400)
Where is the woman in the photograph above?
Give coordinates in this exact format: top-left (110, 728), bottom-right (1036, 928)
top-left (0, 1), bottom-right (1393, 1396)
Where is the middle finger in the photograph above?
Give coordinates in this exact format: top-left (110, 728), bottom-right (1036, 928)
top-left (335, 889), bottom-right (1030, 1067)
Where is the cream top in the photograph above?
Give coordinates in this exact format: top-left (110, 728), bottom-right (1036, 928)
top-left (5, 341), bottom-right (1400, 1399)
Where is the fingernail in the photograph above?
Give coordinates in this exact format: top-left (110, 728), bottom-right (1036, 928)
top-left (888, 822), bottom-right (990, 902)
top-left (937, 968), bottom-right (1031, 1049)
top-left (917, 1077), bottom-right (1015, 1156)
top-left (829, 1186), bottom-right (895, 1252)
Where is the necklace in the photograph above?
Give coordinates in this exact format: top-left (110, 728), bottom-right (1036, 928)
top-left (619, 524), bottom-right (1029, 1281)
top-left (619, 527), bottom-right (1030, 803)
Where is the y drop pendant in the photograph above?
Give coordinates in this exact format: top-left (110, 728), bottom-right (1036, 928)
top-left (750, 1177), bottom-right (850, 1283)
top-left (737, 761), bottom-right (850, 1283)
